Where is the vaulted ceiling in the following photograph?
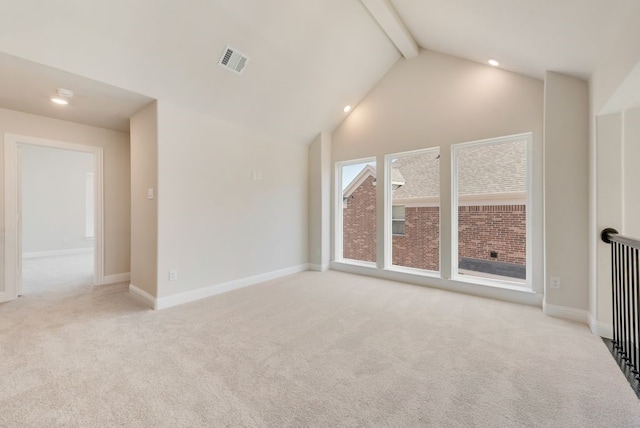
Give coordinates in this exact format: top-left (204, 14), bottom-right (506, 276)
top-left (0, 0), bottom-right (636, 142)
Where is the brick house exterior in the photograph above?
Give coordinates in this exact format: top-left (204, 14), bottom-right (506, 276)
top-left (342, 142), bottom-right (527, 276)
top-left (342, 175), bottom-right (377, 263)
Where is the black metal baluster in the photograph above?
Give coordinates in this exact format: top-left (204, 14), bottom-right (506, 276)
top-left (630, 245), bottom-right (636, 371)
top-left (613, 242), bottom-right (619, 349)
top-left (625, 245), bottom-right (630, 362)
top-left (635, 247), bottom-right (640, 377)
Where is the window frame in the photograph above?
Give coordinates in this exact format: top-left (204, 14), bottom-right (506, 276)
top-left (384, 147), bottom-right (441, 274)
top-left (451, 133), bottom-right (533, 290)
top-left (335, 157), bottom-right (378, 267)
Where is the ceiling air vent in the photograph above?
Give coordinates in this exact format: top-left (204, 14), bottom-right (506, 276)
top-left (219, 45), bottom-right (249, 75)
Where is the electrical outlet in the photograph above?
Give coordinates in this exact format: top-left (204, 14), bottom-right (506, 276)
top-left (550, 277), bottom-right (561, 289)
top-left (169, 270), bottom-right (178, 281)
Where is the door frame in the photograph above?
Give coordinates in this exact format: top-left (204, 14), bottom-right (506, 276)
top-left (2, 133), bottom-right (104, 302)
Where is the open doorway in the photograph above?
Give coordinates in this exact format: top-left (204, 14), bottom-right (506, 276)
top-left (19, 144), bottom-right (96, 294)
top-left (4, 134), bottom-right (104, 300)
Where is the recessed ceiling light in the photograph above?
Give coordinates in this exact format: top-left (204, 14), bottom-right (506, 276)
top-left (51, 88), bottom-right (74, 106)
top-left (488, 59), bottom-right (500, 67)
top-left (343, 105), bottom-right (352, 113)
top-left (51, 97), bottom-right (69, 105)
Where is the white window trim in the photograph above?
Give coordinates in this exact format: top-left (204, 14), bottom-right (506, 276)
top-left (450, 132), bottom-right (533, 290)
top-left (334, 157), bottom-right (377, 265)
top-left (384, 147), bottom-right (441, 274)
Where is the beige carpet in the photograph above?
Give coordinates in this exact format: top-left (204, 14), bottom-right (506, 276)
top-left (0, 270), bottom-right (639, 427)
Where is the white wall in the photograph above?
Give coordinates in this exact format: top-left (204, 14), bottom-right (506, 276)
top-left (622, 108), bottom-right (640, 238)
top-left (130, 102), bottom-right (158, 297)
top-left (331, 49), bottom-right (544, 304)
top-left (155, 101), bottom-right (308, 298)
top-left (0, 107), bottom-right (131, 295)
top-left (20, 144), bottom-right (94, 253)
top-left (543, 72), bottom-right (589, 312)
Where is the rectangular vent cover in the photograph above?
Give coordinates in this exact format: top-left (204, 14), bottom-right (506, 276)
top-left (219, 45), bottom-right (249, 75)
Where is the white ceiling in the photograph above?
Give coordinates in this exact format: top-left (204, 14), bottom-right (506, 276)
top-left (390, 0), bottom-right (638, 80)
top-left (0, 0), bottom-right (636, 140)
top-left (0, 52), bottom-right (152, 132)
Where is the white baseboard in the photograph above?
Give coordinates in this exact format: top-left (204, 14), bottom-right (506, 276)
top-left (542, 301), bottom-right (589, 324)
top-left (103, 273), bottom-right (130, 285)
top-left (129, 283), bottom-right (157, 309)
top-left (156, 263), bottom-right (309, 309)
top-left (589, 315), bottom-right (613, 339)
top-left (23, 247), bottom-right (93, 259)
top-left (309, 263), bottom-right (329, 272)
top-left (129, 264), bottom-right (309, 310)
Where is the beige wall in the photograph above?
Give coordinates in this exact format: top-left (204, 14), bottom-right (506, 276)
top-left (130, 102), bottom-right (158, 297)
top-left (308, 132), bottom-right (331, 270)
top-left (332, 49), bottom-right (544, 300)
top-left (0, 108), bottom-right (131, 295)
top-left (155, 101), bottom-right (308, 298)
top-left (543, 72), bottom-right (589, 311)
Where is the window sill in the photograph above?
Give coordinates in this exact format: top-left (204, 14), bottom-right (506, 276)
top-left (385, 265), bottom-right (440, 278)
top-left (334, 259), bottom-right (377, 269)
top-left (330, 261), bottom-right (540, 306)
top-left (452, 273), bottom-right (533, 293)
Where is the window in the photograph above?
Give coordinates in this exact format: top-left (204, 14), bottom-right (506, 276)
top-left (452, 135), bottom-right (530, 286)
top-left (337, 159), bottom-right (377, 264)
top-left (386, 148), bottom-right (440, 272)
top-left (391, 206), bottom-right (405, 235)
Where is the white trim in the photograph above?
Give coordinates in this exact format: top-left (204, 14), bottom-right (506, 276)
top-left (146, 264), bottom-right (309, 310)
top-left (128, 283), bottom-right (157, 309)
top-left (23, 247), bottom-right (93, 259)
top-left (309, 263), bottom-right (330, 272)
top-left (103, 272), bottom-right (131, 285)
top-left (335, 157), bottom-right (377, 263)
top-left (451, 133), bottom-right (534, 291)
top-left (589, 314), bottom-right (613, 339)
top-left (542, 301), bottom-right (589, 324)
top-left (385, 147), bottom-right (441, 271)
top-left (3, 133), bottom-right (105, 303)
top-left (331, 261), bottom-right (542, 307)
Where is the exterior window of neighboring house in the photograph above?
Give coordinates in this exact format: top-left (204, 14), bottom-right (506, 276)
top-left (337, 159), bottom-right (377, 264)
top-left (391, 206), bottom-right (405, 235)
top-left (386, 148), bottom-right (440, 272)
top-left (452, 134), bottom-right (531, 286)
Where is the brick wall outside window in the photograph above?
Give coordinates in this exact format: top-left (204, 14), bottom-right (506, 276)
top-left (342, 177), bottom-right (526, 269)
top-left (392, 207), bottom-right (440, 270)
top-left (458, 205), bottom-right (526, 265)
top-left (342, 175), bottom-right (377, 262)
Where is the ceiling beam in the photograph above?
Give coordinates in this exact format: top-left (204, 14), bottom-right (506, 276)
top-left (360, 0), bottom-right (419, 59)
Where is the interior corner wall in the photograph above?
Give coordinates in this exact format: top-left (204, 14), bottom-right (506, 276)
top-left (309, 132), bottom-right (331, 271)
top-left (155, 101), bottom-right (308, 299)
top-left (594, 113), bottom-right (623, 331)
top-left (130, 102), bottom-right (158, 297)
top-left (543, 71), bottom-right (589, 311)
top-left (331, 49), bottom-right (544, 297)
top-left (622, 108), bottom-right (640, 238)
top-left (0, 107), bottom-right (131, 296)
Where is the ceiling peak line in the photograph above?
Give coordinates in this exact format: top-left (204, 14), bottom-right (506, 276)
top-left (360, 0), bottom-right (419, 59)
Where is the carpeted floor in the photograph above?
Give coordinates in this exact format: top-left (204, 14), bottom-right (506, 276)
top-left (0, 270), bottom-right (639, 427)
top-left (22, 252), bottom-right (94, 295)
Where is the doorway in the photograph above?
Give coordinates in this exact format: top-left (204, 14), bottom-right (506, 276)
top-left (3, 134), bottom-right (104, 301)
